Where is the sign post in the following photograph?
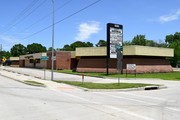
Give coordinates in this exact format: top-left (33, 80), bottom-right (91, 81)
top-left (40, 56), bottom-right (49, 80)
top-left (107, 23), bottom-right (123, 76)
top-left (116, 44), bottom-right (123, 85)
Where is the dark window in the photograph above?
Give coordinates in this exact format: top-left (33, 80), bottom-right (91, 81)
top-left (30, 59), bottom-right (34, 63)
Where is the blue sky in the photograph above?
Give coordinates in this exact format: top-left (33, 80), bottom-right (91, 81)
top-left (0, 0), bottom-right (180, 51)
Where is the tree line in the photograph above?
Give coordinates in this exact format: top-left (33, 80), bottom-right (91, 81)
top-left (1, 32), bottom-right (180, 67)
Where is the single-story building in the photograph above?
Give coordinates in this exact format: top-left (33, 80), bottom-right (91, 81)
top-left (9, 57), bottom-right (20, 67)
top-left (76, 46), bottom-right (174, 73)
top-left (19, 53), bottom-right (47, 68)
top-left (19, 45), bottom-right (174, 73)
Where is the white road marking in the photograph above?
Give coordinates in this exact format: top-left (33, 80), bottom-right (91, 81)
top-left (104, 105), bottom-right (156, 120)
top-left (61, 92), bottom-right (157, 120)
top-left (166, 107), bottom-right (180, 112)
top-left (120, 92), bottom-right (165, 101)
top-left (97, 93), bottom-right (157, 105)
top-left (97, 92), bottom-right (180, 113)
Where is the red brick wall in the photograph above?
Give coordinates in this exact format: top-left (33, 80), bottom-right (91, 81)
top-left (76, 57), bottom-right (117, 73)
top-left (56, 52), bottom-right (71, 69)
top-left (47, 52), bottom-right (56, 69)
top-left (76, 56), bottom-right (173, 73)
top-left (19, 60), bottom-right (24, 67)
top-left (47, 51), bottom-right (76, 70)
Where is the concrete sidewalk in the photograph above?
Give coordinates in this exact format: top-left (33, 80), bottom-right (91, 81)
top-left (1, 66), bottom-right (180, 91)
top-left (0, 66), bottom-right (83, 92)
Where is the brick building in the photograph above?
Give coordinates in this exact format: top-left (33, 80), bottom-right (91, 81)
top-left (19, 45), bottom-right (174, 73)
top-left (75, 46), bottom-right (174, 73)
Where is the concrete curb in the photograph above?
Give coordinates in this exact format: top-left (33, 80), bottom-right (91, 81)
top-left (0, 70), bottom-right (46, 88)
top-left (60, 83), bottom-right (167, 92)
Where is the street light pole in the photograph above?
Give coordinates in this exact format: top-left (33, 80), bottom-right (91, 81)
top-left (51, 0), bottom-right (54, 80)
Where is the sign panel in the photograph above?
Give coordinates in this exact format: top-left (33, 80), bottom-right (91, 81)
top-left (40, 56), bottom-right (49, 61)
top-left (107, 23), bottom-right (123, 58)
top-left (126, 64), bottom-right (136, 70)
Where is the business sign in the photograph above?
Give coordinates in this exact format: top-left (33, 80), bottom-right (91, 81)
top-left (40, 56), bottom-right (49, 61)
top-left (126, 64), bottom-right (136, 70)
top-left (107, 23), bottom-right (123, 58)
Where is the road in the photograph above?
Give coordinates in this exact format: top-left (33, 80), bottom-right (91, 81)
top-left (0, 74), bottom-right (180, 120)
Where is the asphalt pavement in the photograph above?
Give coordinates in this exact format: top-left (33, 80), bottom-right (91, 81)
top-left (1, 66), bottom-right (180, 120)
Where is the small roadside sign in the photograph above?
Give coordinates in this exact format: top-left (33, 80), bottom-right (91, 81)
top-left (40, 56), bottom-right (49, 61)
top-left (126, 64), bottom-right (136, 70)
top-left (52, 56), bottom-right (56, 61)
top-left (2, 57), bottom-right (6, 62)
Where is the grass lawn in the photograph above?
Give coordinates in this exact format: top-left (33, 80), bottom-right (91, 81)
top-left (55, 70), bottom-right (180, 80)
top-left (54, 80), bottom-right (155, 89)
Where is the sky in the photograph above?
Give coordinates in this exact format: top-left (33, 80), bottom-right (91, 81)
top-left (0, 0), bottom-right (180, 51)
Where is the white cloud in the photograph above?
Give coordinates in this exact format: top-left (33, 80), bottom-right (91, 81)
top-left (159, 9), bottom-right (180, 23)
top-left (75, 21), bottom-right (100, 41)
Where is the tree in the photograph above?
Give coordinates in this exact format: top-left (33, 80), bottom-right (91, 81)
top-left (165, 32), bottom-right (180, 67)
top-left (96, 40), bottom-right (107, 47)
top-left (61, 41), bottom-right (94, 51)
top-left (132, 35), bottom-right (146, 46)
top-left (10, 44), bottom-right (27, 57)
top-left (27, 43), bottom-right (47, 54)
top-left (146, 40), bottom-right (157, 47)
top-left (123, 41), bottom-right (132, 46)
top-left (48, 47), bottom-right (56, 51)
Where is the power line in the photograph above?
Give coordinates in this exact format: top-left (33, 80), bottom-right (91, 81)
top-left (5, 0), bottom-right (47, 32)
top-left (3, 0), bottom-right (40, 32)
top-left (22, 0), bottom-right (73, 32)
top-left (23, 0), bottom-right (102, 39)
top-left (11, 0), bottom-right (48, 29)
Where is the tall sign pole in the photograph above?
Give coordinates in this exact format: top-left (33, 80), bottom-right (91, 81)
top-left (107, 23), bottom-right (123, 76)
top-left (51, 0), bottom-right (55, 81)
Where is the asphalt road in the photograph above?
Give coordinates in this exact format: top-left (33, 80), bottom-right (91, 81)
top-left (0, 74), bottom-right (180, 120)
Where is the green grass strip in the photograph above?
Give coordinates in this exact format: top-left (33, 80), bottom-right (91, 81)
top-left (54, 80), bottom-right (155, 89)
top-left (24, 80), bottom-right (45, 86)
top-left (56, 70), bottom-right (180, 80)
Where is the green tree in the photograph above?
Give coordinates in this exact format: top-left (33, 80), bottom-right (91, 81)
top-left (132, 35), bottom-right (146, 46)
top-left (96, 40), bottom-right (107, 47)
top-left (61, 41), bottom-right (93, 51)
top-left (123, 41), bottom-right (132, 46)
top-left (27, 43), bottom-right (47, 54)
top-left (165, 32), bottom-right (180, 67)
top-left (4, 51), bottom-right (11, 59)
top-left (146, 40), bottom-right (157, 47)
top-left (10, 44), bottom-right (27, 57)
top-left (48, 47), bottom-right (56, 51)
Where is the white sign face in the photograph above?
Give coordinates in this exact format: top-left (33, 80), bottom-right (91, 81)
top-left (126, 64), bottom-right (136, 70)
top-left (52, 56), bottom-right (56, 61)
top-left (110, 27), bottom-right (123, 58)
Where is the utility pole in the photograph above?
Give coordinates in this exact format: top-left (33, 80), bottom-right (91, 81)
top-left (51, 0), bottom-right (55, 80)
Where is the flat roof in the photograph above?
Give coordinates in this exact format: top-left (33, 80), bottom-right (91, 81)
top-left (76, 45), bottom-right (174, 57)
top-left (20, 53), bottom-right (47, 60)
top-left (10, 57), bottom-right (19, 61)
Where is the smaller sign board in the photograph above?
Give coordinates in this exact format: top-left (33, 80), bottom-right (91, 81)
top-left (52, 56), bottom-right (56, 61)
top-left (126, 64), bottom-right (136, 70)
top-left (40, 56), bottom-right (49, 61)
